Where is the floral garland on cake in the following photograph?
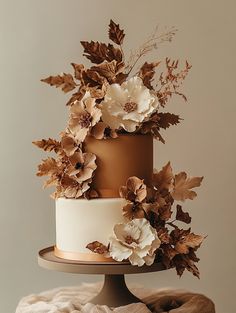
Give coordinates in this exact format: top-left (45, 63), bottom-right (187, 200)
top-left (33, 20), bottom-right (204, 277)
top-left (87, 167), bottom-right (204, 276)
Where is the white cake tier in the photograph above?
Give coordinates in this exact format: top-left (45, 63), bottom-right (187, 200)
top-left (55, 198), bottom-right (125, 261)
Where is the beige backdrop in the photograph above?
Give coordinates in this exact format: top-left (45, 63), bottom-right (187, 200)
top-left (0, 0), bottom-right (235, 312)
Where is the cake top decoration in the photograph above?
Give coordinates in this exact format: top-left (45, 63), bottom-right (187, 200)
top-left (33, 20), bottom-right (192, 199)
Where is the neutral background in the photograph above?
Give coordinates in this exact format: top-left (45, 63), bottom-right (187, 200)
top-left (0, 0), bottom-right (235, 312)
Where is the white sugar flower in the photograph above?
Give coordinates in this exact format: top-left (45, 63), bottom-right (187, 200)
top-left (101, 76), bottom-right (159, 132)
top-left (109, 218), bottom-right (161, 266)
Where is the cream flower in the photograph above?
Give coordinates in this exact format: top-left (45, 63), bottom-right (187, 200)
top-left (101, 76), bottom-right (159, 132)
top-left (69, 96), bottom-right (102, 142)
top-left (109, 218), bottom-right (161, 266)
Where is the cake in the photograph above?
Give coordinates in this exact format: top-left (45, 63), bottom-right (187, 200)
top-left (34, 20), bottom-right (204, 276)
top-left (55, 134), bottom-right (152, 262)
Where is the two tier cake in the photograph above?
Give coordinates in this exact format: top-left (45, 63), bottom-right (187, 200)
top-left (34, 20), bottom-right (204, 276)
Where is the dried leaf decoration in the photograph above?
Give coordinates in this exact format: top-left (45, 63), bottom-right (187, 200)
top-left (140, 112), bottom-right (181, 143)
top-left (173, 253), bottom-right (200, 278)
top-left (108, 19), bottom-right (125, 45)
top-left (90, 60), bottom-right (118, 83)
top-left (41, 73), bottom-right (77, 93)
top-left (66, 87), bottom-right (86, 106)
top-left (157, 58), bottom-right (192, 107)
top-left (176, 205), bottom-right (191, 224)
top-left (153, 161), bottom-right (173, 191)
top-left (80, 41), bottom-right (123, 65)
top-left (175, 233), bottom-right (204, 254)
top-left (33, 138), bottom-right (61, 154)
top-left (36, 158), bottom-right (59, 177)
top-left (86, 241), bottom-right (109, 254)
top-left (138, 61), bottom-right (161, 89)
top-left (172, 173), bottom-right (203, 201)
top-left (71, 63), bottom-right (85, 81)
top-left (157, 113), bottom-right (182, 129)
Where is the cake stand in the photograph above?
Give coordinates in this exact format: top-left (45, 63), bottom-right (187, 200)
top-left (38, 246), bottom-right (166, 307)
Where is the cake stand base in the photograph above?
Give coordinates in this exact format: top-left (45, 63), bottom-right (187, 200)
top-left (90, 274), bottom-right (140, 307)
top-left (38, 246), bottom-right (166, 308)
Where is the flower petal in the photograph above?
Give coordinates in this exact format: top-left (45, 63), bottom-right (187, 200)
top-left (129, 252), bottom-right (145, 267)
top-left (83, 153), bottom-right (96, 169)
top-left (68, 151), bottom-right (84, 165)
top-left (109, 237), bottom-right (132, 261)
top-left (143, 253), bottom-right (156, 266)
top-left (106, 83), bottom-right (128, 103)
top-left (76, 168), bottom-right (94, 182)
top-left (70, 101), bottom-right (85, 117)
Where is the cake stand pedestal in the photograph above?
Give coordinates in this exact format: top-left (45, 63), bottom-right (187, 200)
top-left (38, 246), bottom-right (166, 307)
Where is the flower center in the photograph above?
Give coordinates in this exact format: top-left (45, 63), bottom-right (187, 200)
top-left (75, 162), bottom-right (83, 170)
top-left (104, 127), bottom-right (111, 138)
top-left (123, 101), bottom-right (138, 113)
top-left (125, 235), bottom-right (139, 245)
top-left (77, 112), bottom-right (92, 128)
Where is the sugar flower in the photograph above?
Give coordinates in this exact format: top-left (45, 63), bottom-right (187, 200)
top-left (101, 76), bottom-right (159, 132)
top-left (120, 176), bottom-right (147, 202)
top-left (67, 149), bottom-right (97, 183)
top-left (60, 175), bottom-right (91, 199)
top-left (69, 96), bottom-right (102, 142)
top-left (61, 133), bottom-right (79, 157)
top-left (109, 218), bottom-right (161, 266)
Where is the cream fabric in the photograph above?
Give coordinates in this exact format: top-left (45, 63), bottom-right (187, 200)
top-left (16, 283), bottom-right (215, 313)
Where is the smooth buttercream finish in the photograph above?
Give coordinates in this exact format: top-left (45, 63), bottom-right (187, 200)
top-left (85, 134), bottom-right (153, 197)
top-left (55, 198), bottom-right (125, 260)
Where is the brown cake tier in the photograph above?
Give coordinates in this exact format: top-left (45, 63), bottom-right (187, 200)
top-left (85, 134), bottom-right (153, 198)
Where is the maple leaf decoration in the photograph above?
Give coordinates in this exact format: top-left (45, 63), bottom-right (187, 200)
top-left (108, 20), bottom-right (125, 45)
top-left (172, 173), bottom-right (203, 201)
top-left (173, 253), bottom-right (200, 278)
top-left (153, 161), bottom-right (173, 191)
top-left (157, 113), bottom-right (182, 129)
top-left (86, 241), bottom-right (109, 255)
top-left (90, 60), bottom-right (118, 84)
top-left (80, 41), bottom-right (123, 65)
top-left (140, 112), bottom-right (181, 143)
top-left (175, 233), bottom-right (205, 254)
top-left (41, 74), bottom-right (77, 93)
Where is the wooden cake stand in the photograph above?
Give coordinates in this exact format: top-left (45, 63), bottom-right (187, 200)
top-left (38, 246), bottom-right (166, 307)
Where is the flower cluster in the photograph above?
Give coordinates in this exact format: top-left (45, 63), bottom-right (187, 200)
top-left (87, 163), bottom-right (204, 277)
top-left (34, 20), bottom-right (191, 198)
